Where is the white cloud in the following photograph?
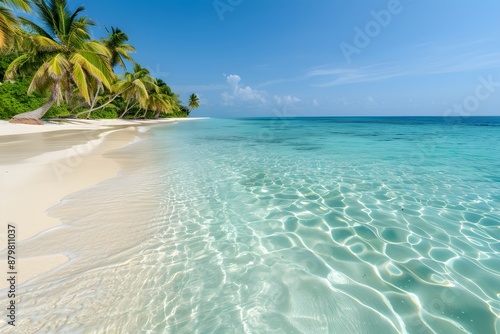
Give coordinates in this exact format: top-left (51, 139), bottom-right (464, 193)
top-left (313, 99), bottom-right (319, 106)
top-left (226, 74), bottom-right (241, 92)
top-left (329, 96), bottom-right (382, 108)
top-left (220, 74), bottom-right (302, 110)
top-left (221, 74), bottom-right (267, 106)
top-left (308, 64), bottom-right (403, 87)
top-left (284, 95), bottom-right (301, 105)
top-left (274, 95), bottom-right (301, 106)
top-left (307, 48), bottom-right (500, 88)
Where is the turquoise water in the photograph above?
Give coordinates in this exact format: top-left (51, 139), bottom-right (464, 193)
top-left (139, 117), bottom-right (499, 333)
top-left (5, 117), bottom-right (500, 333)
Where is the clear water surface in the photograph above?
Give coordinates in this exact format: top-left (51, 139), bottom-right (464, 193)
top-left (140, 117), bottom-right (500, 333)
top-left (7, 117), bottom-right (500, 333)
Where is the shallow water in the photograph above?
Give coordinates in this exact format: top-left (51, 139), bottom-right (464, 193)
top-left (144, 117), bottom-right (500, 334)
top-left (4, 117), bottom-right (500, 333)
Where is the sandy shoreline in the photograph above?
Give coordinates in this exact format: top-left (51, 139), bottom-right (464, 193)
top-left (0, 118), bottom-right (203, 290)
top-left (0, 117), bottom-right (207, 136)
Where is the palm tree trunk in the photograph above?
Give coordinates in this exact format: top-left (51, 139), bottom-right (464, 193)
top-left (77, 92), bottom-right (120, 117)
top-left (133, 109), bottom-right (142, 119)
top-left (119, 100), bottom-right (134, 119)
top-left (10, 84), bottom-right (59, 125)
top-left (86, 86), bottom-right (101, 119)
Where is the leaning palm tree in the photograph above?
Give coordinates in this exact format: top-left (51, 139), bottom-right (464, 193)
top-left (188, 93), bottom-right (200, 111)
top-left (141, 90), bottom-right (173, 119)
top-left (156, 78), bottom-right (180, 115)
top-left (5, 0), bottom-right (113, 124)
top-left (74, 27), bottom-right (135, 118)
top-left (115, 64), bottom-right (155, 118)
top-left (101, 26), bottom-right (135, 70)
top-left (0, 0), bottom-right (31, 50)
top-left (76, 63), bottom-right (154, 119)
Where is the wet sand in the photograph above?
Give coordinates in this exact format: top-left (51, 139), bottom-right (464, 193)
top-left (0, 118), bottom-right (201, 289)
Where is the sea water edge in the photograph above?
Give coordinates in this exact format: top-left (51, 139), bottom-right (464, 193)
top-left (6, 117), bottom-right (500, 333)
top-left (135, 116), bottom-right (500, 333)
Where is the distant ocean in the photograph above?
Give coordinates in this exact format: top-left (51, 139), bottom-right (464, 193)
top-left (11, 117), bottom-right (500, 333)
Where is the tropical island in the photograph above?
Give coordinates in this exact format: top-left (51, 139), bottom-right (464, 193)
top-left (2, 1), bottom-right (500, 333)
top-left (0, 0), bottom-right (199, 124)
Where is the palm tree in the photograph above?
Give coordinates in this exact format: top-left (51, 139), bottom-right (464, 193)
top-left (0, 0), bottom-right (31, 50)
top-left (115, 64), bottom-right (155, 118)
top-left (141, 90), bottom-right (173, 119)
top-left (188, 93), bottom-right (200, 112)
top-left (101, 26), bottom-right (135, 70)
top-left (76, 63), bottom-right (158, 119)
top-left (154, 78), bottom-right (179, 118)
top-left (5, 0), bottom-right (113, 124)
top-left (75, 27), bottom-right (136, 118)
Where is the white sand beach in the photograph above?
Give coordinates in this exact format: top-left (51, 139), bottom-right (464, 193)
top-left (0, 118), bottom-right (203, 289)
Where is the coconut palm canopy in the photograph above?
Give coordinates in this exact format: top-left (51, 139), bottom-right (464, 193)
top-left (2, 0), bottom-right (196, 123)
top-left (101, 26), bottom-right (135, 69)
top-left (5, 0), bottom-right (114, 123)
top-left (115, 64), bottom-right (155, 109)
top-left (188, 93), bottom-right (200, 110)
top-left (0, 0), bottom-right (31, 49)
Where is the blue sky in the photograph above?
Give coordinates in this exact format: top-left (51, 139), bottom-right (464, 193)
top-left (80, 1), bottom-right (500, 116)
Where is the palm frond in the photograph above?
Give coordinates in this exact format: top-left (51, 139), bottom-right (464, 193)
top-left (4, 52), bottom-right (30, 79)
top-left (68, 5), bottom-right (85, 26)
top-left (0, 4), bottom-right (23, 49)
top-left (3, 0), bottom-right (31, 12)
top-left (132, 79), bottom-right (149, 108)
top-left (71, 52), bottom-right (112, 90)
top-left (32, 0), bottom-right (57, 38)
top-left (19, 17), bottom-right (52, 39)
top-left (46, 53), bottom-right (70, 80)
top-left (72, 61), bottom-right (90, 102)
top-left (189, 93), bottom-right (200, 109)
top-left (29, 34), bottom-right (62, 52)
top-left (66, 16), bottom-right (91, 46)
top-left (0, 5), bottom-right (17, 27)
top-left (82, 40), bottom-right (111, 57)
top-left (27, 60), bottom-right (51, 94)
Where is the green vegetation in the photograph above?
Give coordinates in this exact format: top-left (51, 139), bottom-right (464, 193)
top-left (0, 0), bottom-right (31, 50)
top-left (188, 93), bottom-right (200, 114)
top-left (0, 0), bottom-right (198, 123)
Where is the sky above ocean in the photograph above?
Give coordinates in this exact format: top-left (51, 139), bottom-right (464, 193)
top-left (34, 1), bottom-right (500, 117)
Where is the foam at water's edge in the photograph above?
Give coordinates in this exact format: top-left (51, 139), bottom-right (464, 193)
top-left (0, 129), bottom-right (167, 332)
